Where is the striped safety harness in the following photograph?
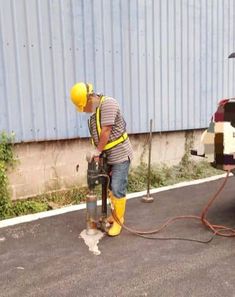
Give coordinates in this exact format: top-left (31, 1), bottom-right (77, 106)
top-left (89, 96), bottom-right (128, 151)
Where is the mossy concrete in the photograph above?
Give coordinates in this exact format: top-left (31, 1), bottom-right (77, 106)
top-left (8, 130), bottom-right (205, 200)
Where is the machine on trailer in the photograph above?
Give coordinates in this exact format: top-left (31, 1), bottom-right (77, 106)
top-left (191, 53), bottom-right (235, 172)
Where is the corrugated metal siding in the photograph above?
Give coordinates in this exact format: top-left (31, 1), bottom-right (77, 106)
top-left (0, 0), bottom-right (235, 142)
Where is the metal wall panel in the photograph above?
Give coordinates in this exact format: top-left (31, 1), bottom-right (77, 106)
top-left (0, 0), bottom-right (235, 142)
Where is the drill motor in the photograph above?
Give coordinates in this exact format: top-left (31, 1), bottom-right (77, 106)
top-left (87, 154), bottom-right (109, 190)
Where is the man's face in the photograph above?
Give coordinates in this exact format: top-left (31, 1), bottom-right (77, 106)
top-left (83, 94), bottom-right (96, 113)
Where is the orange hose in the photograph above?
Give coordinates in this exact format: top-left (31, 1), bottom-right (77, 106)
top-left (199, 170), bottom-right (235, 237)
top-left (111, 170), bottom-right (235, 240)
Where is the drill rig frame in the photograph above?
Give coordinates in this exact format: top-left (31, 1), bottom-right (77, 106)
top-left (86, 153), bottom-right (110, 235)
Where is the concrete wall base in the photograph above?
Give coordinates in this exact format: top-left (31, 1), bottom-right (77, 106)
top-left (8, 129), bottom-right (205, 200)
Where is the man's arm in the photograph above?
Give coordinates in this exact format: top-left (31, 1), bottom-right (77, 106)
top-left (97, 126), bottom-right (112, 152)
top-left (87, 126), bottom-right (112, 162)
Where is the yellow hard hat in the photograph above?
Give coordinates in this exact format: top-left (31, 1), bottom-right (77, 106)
top-left (70, 82), bottom-right (94, 112)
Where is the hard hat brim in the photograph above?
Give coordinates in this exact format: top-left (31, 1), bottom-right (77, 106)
top-left (76, 106), bottom-right (84, 112)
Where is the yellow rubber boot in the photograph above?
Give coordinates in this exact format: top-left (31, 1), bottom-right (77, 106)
top-left (108, 197), bottom-right (126, 236)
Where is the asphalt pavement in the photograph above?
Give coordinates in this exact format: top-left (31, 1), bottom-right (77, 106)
top-left (1, 176), bottom-right (235, 297)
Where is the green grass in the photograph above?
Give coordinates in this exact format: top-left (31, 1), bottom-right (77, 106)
top-left (127, 160), bottom-right (222, 193)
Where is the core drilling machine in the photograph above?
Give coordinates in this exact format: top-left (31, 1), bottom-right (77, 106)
top-left (85, 153), bottom-right (110, 235)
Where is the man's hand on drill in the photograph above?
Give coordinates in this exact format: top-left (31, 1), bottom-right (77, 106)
top-left (86, 148), bottom-right (101, 162)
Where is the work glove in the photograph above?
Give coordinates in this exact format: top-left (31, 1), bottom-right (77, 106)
top-left (86, 148), bottom-right (102, 163)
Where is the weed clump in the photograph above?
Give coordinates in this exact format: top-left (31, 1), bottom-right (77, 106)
top-left (0, 132), bottom-right (16, 220)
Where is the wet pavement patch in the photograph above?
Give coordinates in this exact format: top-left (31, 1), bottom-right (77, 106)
top-left (80, 229), bottom-right (105, 255)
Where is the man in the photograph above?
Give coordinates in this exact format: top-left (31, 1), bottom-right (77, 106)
top-left (70, 82), bottom-right (133, 236)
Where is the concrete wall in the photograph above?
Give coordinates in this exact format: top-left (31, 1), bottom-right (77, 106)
top-left (8, 130), bottom-right (204, 200)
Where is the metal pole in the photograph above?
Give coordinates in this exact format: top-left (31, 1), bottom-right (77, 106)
top-left (101, 181), bottom-right (107, 217)
top-left (141, 119), bottom-right (154, 203)
top-left (86, 192), bottom-right (98, 235)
